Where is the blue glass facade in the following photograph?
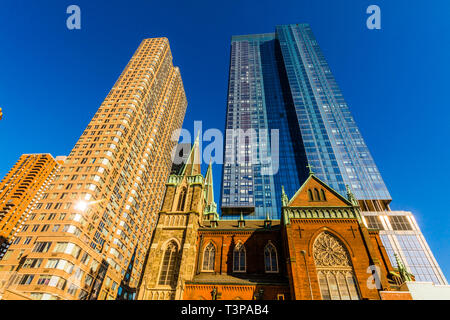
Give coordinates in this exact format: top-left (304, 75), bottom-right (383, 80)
top-left (221, 24), bottom-right (391, 219)
top-left (276, 24), bottom-right (390, 201)
top-left (221, 34), bottom-right (283, 219)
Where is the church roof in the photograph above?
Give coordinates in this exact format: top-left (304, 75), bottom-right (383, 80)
top-left (187, 273), bottom-right (289, 286)
top-left (282, 173), bottom-right (360, 225)
top-left (286, 173), bottom-right (353, 208)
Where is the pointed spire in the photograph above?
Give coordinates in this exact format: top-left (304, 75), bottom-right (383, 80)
top-left (180, 133), bottom-right (201, 177)
top-left (394, 253), bottom-right (403, 269)
top-left (238, 211), bottom-right (245, 228)
top-left (264, 212), bottom-right (272, 229)
top-left (203, 159), bottom-right (218, 219)
top-left (394, 253), bottom-right (413, 282)
top-left (204, 160), bottom-right (214, 205)
top-left (346, 184), bottom-right (358, 206)
top-left (281, 185), bottom-right (289, 207)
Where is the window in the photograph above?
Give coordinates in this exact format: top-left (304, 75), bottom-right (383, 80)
top-left (388, 216), bottom-right (412, 231)
top-left (46, 259), bottom-right (59, 268)
top-left (84, 274), bottom-right (93, 286)
top-left (264, 242), bottom-right (278, 273)
top-left (47, 276), bottom-right (66, 290)
top-left (37, 275), bottom-right (51, 285)
top-left (158, 241), bottom-right (179, 287)
top-left (80, 252), bottom-right (91, 265)
top-left (73, 267), bottom-right (84, 281)
top-left (313, 232), bottom-right (360, 300)
top-left (202, 243), bottom-right (215, 271)
top-left (79, 290), bottom-right (88, 300)
top-left (320, 189), bottom-right (327, 201)
top-left (53, 242), bottom-right (81, 258)
top-left (308, 189), bottom-right (313, 201)
top-left (23, 258), bottom-right (42, 269)
top-left (314, 188), bottom-right (320, 201)
top-left (68, 284), bottom-right (78, 296)
top-left (32, 242), bottom-right (51, 253)
top-left (233, 242), bottom-right (246, 272)
top-left (177, 188), bottom-right (187, 211)
top-left (56, 260), bottom-right (75, 274)
top-left (18, 274), bottom-right (34, 285)
top-left (308, 188), bottom-right (327, 201)
top-left (364, 216), bottom-right (384, 230)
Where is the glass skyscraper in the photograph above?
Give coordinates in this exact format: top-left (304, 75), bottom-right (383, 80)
top-left (362, 211), bottom-right (447, 285)
top-left (221, 24), bottom-right (390, 219)
top-left (220, 23), bottom-right (447, 286)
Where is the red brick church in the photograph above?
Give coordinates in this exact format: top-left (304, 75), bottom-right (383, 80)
top-left (137, 140), bottom-right (412, 300)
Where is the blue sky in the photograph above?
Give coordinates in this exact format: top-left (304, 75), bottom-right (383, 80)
top-left (0, 0), bottom-right (449, 278)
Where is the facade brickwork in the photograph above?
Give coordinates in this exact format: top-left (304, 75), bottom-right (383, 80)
top-left (138, 161), bottom-right (411, 300)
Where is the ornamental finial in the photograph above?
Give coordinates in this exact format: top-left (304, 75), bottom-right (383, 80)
top-left (346, 184), bottom-right (358, 206)
top-left (281, 185), bottom-right (289, 207)
top-left (394, 253), bottom-right (414, 282)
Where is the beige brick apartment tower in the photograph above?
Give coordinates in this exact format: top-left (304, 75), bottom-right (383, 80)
top-left (0, 154), bottom-right (64, 258)
top-left (0, 38), bottom-right (187, 300)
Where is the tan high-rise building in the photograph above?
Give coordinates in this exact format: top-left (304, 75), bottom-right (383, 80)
top-left (0, 37), bottom-right (187, 300)
top-left (0, 154), bottom-right (63, 258)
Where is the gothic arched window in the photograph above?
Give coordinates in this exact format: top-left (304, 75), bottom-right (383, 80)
top-left (202, 242), bottom-right (216, 271)
top-left (308, 189), bottom-right (314, 201)
top-left (177, 187), bottom-right (187, 211)
top-left (264, 242), bottom-right (278, 273)
top-left (314, 188), bottom-right (320, 201)
top-left (233, 242), bottom-right (246, 272)
top-left (158, 241), bottom-right (179, 287)
top-left (320, 189), bottom-right (327, 201)
top-left (313, 232), bottom-right (360, 300)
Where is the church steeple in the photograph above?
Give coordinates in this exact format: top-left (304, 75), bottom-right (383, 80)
top-left (180, 133), bottom-right (201, 177)
top-left (139, 134), bottom-right (212, 300)
top-left (203, 160), bottom-right (218, 221)
top-left (204, 160), bottom-right (214, 205)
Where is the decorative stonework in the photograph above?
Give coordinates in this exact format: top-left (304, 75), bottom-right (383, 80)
top-left (285, 208), bottom-right (355, 220)
top-left (313, 232), bottom-right (351, 267)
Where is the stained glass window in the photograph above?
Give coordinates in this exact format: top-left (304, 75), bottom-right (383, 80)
top-left (202, 243), bottom-right (216, 271)
top-left (264, 242), bottom-right (278, 272)
top-left (233, 242), bottom-right (246, 272)
top-left (313, 232), bottom-right (360, 300)
top-left (158, 241), bottom-right (179, 286)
